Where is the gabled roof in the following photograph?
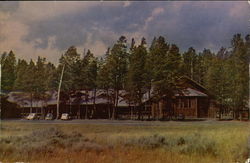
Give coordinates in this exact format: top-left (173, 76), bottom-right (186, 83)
top-left (177, 76), bottom-right (211, 96)
top-left (141, 76), bottom-right (210, 103)
top-left (175, 88), bottom-right (208, 97)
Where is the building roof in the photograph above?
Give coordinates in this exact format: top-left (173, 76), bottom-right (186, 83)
top-left (6, 77), bottom-right (210, 108)
top-left (7, 92), bottom-right (46, 108)
top-left (175, 88), bottom-right (208, 97)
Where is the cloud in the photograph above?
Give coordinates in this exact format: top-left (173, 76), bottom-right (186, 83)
top-left (0, 1), bottom-right (19, 13)
top-left (123, 1), bottom-right (131, 8)
top-left (145, 7), bottom-right (164, 24)
top-left (142, 1), bottom-right (249, 52)
top-left (15, 2), bottom-right (100, 22)
top-left (0, 1), bottom-right (249, 64)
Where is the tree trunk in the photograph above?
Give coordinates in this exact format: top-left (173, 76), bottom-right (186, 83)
top-left (219, 104), bottom-right (222, 120)
top-left (107, 89), bottom-right (111, 119)
top-left (191, 59), bottom-right (194, 80)
top-left (93, 88), bottom-right (96, 118)
top-left (69, 99), bottom-right (71, 114)
top-left (85, 102), bottom-right (88, 119)
top-left (57, 64), bottom-right (65, 119)
top-left (78, 104), bottom-right (80, 119)
top-left (36, 100), bottom-right (39, 114)
top-left (130, 105), bottom-right (133, 120)
top-left (30, 93), bottom-right (33, 113)
top-left (41, 106), bottom-right (44, 119)
top-left (112, 89), bottom-right (119, 120)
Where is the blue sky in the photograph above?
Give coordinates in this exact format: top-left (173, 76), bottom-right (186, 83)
top-left (0, 1), bottom-right (249, 64)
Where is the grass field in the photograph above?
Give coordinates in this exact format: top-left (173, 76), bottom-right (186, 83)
top-left (0, 120), bottom-right (249, 163)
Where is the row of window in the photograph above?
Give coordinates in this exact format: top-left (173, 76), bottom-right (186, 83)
top-left (176, 99), bottom-right (195, 109)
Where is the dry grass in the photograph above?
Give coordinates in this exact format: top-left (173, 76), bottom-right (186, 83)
top-left (0, 120), bottom-right (249, 163)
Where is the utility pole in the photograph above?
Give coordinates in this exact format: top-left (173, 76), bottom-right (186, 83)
top-left (247, 35), bottom-right (250, 121)
top-left (0, 57), bottom-right (6, 132)
top-left (0, 61), bottom-right (2, 130)
top-left (56, 64), bottom-right (65, 119)
top-left (56, 56), bottom-right (74, 119)
top-left (249, 63), bottom-right (250, 120)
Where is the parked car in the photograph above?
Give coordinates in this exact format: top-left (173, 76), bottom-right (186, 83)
top-left (45, 113), bottom-right (54, 120)
top-left (177, 113), bottom-right (185, 120)
top-left (61, 113), bottom-right (72, 120)
top-left (26, 113), bottom-right (39, 120)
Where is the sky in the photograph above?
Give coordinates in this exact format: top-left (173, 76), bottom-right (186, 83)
top-left (0, 1), bottom-right (249, 64)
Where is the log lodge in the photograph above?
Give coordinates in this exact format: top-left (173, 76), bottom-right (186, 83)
top-left (5, 76), bottom-right (219, 119)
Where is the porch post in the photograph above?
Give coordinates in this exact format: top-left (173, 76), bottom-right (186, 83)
top-left (196, 98), bottom-right (198, 118)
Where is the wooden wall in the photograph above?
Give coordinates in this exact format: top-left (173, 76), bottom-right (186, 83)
top-left (150, 97), bottom-right (212, 119)
top-left (173, 97), bottom-right (198, 118)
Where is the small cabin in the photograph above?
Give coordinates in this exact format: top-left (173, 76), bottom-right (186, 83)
top-left (148, 77), bottom-right (216, 119)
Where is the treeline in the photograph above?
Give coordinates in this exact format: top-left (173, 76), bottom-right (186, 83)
top-left (1, 34), bottom-right (249, 118)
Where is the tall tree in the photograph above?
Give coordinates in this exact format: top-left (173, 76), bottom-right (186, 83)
top-left (81, 50), bottom-right (98, 119)
top-left (205, 56), bottom-right (230, 118)
top-left (56, 46), bottom-right (80, 118)
top-left (106, 36), bottom-right (128, 119)
top-left (146, 36), bottom-right (169, 97)
top-left (126, 38), bottom-right (148, 119)
top-left (197, 49), bottom-right (215, 85)
top-left (229, 34), bottom-right (249, 117)
top-left (14, 59), bottom-right (28, 90)
top-left (147, 36), bottom-right (184, 118)
top-left (183, 47), bottom-right (197, 80)
top-left (1, 51), bottom-right (16, 92)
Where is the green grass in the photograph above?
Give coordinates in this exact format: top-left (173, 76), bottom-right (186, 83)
top-left (0, 120), bottom-right (249, 163)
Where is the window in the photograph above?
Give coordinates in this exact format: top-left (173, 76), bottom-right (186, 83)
top-left (177, 99), bottom-right (192, 109)
top-left (179, 98), bottom-right (192, 109)
top-left (189, 99), bottom-right (192, 108)
top-left (184, 99), bottom-right (188, 108)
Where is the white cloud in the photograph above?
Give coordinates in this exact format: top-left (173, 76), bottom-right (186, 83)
top-left (145, 7), bottom-right (164, 23)
top-left (79, 40), bottom-right (107, 58)
top-left (0, 1), bottom-right (248, 64)
top-left (143, 7), bottom-right (165, 32)
top-left (123, 1), bottom-right (131, 8)
top-left (0, 18), bottom-right (61, 63)
top-left (0, 1), bottom-right (117, 63)
top-left (229, 1), bottom-right (249, 19)
top-left (15, 2), bottom-right (99, 22)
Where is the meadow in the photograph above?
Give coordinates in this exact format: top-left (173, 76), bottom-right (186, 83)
top-left (0, 120), bottom-right (249, 163)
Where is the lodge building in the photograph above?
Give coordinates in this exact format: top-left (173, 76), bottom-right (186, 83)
top-left (5, 76), bottom-right (219, 119)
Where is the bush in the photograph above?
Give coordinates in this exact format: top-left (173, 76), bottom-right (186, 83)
top-left (177, 133), bottom-right (218, 156)
top-left (122, 133), bottom-right (218, 156)
top-left (72, 141), bottom-right (105, 153)
top-left (0, 127), bottom-right (106, 160)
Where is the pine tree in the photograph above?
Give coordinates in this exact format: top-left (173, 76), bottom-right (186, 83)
top-left (198, 49), bottom-right (215, 85)
top-left (81, 50), bottom-right (98, 118)
top-left (1, 51), bottom-right (16, 92)
top-left (55, 46), bottom-right (80, 118)
top-left (229, 34), bottom-right (249, 117)
top-left (97, 48), bottom-right (113, 119)
top-left (106, 36), bottom-right (128, 119)
top-left (205, 56), bottom-right (230, 118)
top-left (126, 38), bottom-right (148, 119)
top-left (183, 47), bottom-right (197, 80)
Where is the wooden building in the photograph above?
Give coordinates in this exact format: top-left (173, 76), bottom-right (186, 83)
top-left (147, 77), bottom-right (217, 119)
top-left (6, 77), bottom-right (219, 120)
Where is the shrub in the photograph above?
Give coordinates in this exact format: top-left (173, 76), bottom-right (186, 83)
top-left (72, 141), bottom-right (105, 154)
top-left (121, 133), bottom-right (218, 156)
top-left (177, 134), bottom-right (218, 156)
top-left (0, 127), bottom-right (106, 160)
top-left (124, 134), bottom-right (171, 149)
